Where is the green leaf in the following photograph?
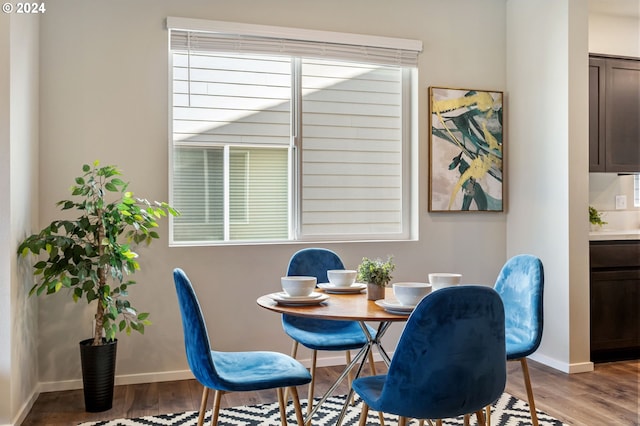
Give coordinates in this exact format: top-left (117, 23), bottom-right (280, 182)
top-left (16, 161), bottom-right (179, 340)
top-left (104, 182), bottom-right (118, 192)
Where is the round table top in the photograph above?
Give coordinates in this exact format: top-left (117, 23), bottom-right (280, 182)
top-left (256, 287), bottom-right (410, 322)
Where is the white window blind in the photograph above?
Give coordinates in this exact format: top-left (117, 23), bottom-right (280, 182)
top-left (168, 19), bottom-right (420, 245)
top-left (168, 17), bottom-right (421, 67)
top-left (300, 59), bottom-right (404, 236)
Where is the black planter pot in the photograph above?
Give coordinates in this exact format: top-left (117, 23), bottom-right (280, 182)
top-left (79, 338), bottom-right (117, 412)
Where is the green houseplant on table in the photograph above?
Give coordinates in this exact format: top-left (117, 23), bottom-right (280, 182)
top-left (357, 256), bottom-right (395, 300)
top-left (17, 161), bottom-right (179, 412)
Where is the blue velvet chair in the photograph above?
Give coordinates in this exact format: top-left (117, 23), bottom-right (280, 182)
top-left (352, 286), bottom-right (506, 426)
top-left (173, 268), bottom-right (312, 426)
top-left (282, 248), bottom-right (378, 414)
top-left (492, 254), bottom-right (544, 426)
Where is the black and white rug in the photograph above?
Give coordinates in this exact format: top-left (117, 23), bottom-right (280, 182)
top-left (79, 393), bottom-right (565, 425)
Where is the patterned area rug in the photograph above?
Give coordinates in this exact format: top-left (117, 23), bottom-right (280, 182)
top-left (78, 393), bottom-right (565, 425)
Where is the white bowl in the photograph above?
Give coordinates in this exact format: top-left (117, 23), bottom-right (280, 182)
top-left (327, 270), bottom-right (357, 287)
top-left (392, 282), bottom-right (432, 306)
top-left (281, 276), bottom-right (317, 297)
top-left (428, 273), bottom-right (462, 291)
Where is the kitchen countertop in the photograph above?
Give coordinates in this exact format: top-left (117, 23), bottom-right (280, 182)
top-left (589, 229), bottom-right (640, 241)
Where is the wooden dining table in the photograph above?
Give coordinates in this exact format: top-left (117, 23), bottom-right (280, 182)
top-left (256, 287), bottom-right (410, 426)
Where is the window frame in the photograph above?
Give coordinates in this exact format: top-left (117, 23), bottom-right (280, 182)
top-left (167, 18), bottom-right (421, 246)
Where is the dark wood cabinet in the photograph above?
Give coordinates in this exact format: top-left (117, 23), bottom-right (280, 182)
top-left (589, 55), bottom-right (640, 173)
top-left (590, 240), bottom-right (640, 362)
top-left (589, 58), bottom-right (606, 172)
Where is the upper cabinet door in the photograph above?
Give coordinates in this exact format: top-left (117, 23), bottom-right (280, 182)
top-left (605, 58), bottom-right (640, 173)
top-left (589, 57), bottom-right (606, 172)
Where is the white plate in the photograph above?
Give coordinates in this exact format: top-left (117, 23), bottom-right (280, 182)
top-left (375, 299), bottom-right (415, 313)
top-left (273, 291), bottom-right (324, 301)
top-left (269, 292), bottom-right (329, 306)
top-left (382, 307), bottom-right (413, 315)
top-left (317, 283), bottom-right (367, 294)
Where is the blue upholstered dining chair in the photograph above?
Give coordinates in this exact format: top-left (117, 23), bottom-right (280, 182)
top-left (352, 286), bottom-right (507, 426)
top-left (282, 248), bottom-right (378, 414)
top-left (491, 254), bottom-right (544, 426)
top-left (173, 268), bottom-right (312, 426)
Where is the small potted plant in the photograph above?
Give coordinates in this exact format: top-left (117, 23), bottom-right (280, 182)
top-left (357, 256), bottom-right (395, 300)
top-left (589, 206), bottom-right (607, 230)
top-left (17, 161), bottom-right (179, 412)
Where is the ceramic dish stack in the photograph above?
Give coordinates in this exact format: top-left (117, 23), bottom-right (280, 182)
top-left (317, 282), bottom-right (367, 294)
top-left (428, 273), bottom-right (462, 291)
top-left (375, 282), bottom-right (432, 315)
top-left (269, 291), bottom-right (329, 306)
top-left (374, 299), bottom-right (415, 315)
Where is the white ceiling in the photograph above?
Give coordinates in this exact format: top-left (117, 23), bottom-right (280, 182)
top-left (588, 0), bottom-right (640, 18)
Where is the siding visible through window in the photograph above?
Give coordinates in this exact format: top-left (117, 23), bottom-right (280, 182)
top-left (634, 174), bottom-right (640, 207)
top-left (167, 19), bottom-right (421, 245)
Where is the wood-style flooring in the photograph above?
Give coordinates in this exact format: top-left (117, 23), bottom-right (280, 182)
top-left (21, 359), bottom-right (639, 425)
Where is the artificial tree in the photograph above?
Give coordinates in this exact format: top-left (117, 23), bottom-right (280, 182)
top-left (17, 161), bottom-right (178, 410)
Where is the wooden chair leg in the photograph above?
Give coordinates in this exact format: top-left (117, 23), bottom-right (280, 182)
top-left (210, 389), bottom-right (222, 426)
top-left (367, 350), bottom-right (377, 375)
top-left (475, 410), bottom-right (486, 426)
top-left (284, 341), bottom-right (300, 403)
top-left (306, 350), bottom-right (318, 415)
top-left (398, 416), bottom-right (408, 426)
top-left (277, 388), bottom-right (288, 426)
top-left (520, 358), bottom-right (539, 426)
top-left (436, 420), bottom-right (443, 426)
top-left (197, 386), bottom-right (210, 426)
top-left (485, 404), bottom-right (491, 426)
top-left (358, 402), bottom-right (369, 426)
top-left (463, 414), bottom-right (470, 426)
top-left (345, 350), bottom-right (354, 404)
top-left (289, 386), bottom-right (305, 426)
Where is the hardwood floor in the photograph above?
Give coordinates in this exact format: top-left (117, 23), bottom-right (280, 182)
top-left (21, 359), bottom-right (639, 425)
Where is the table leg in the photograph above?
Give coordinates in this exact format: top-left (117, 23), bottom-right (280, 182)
top-left (334, 321), bottom-right (394, 426)
top-left (368, 321), bottom-right (393, 366)
top-left (335, 342), bottom-right (372, 425)
top-left (303, 321), bottom-right (396, 426)
top-left (303, 342), bottom-right (370, 425)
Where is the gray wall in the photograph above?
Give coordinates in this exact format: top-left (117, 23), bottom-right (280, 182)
top-left (10, 1), bottom-right (637, 422)
top-left (35, 0), bottom-right (508, 388)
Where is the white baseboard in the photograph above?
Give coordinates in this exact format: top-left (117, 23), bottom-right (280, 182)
top-left (36, 350), bottom-right (592, 396)
top-left (10, 387), bottom-right (39, 426)
top-left (37, 352), bottom-right (388, 393)
top-left (38, 369), bottom-right (196, 393)
top-left (529, 353), bottom-right (594, 374)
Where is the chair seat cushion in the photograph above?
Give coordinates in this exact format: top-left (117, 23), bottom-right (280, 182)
top-left (352, 374), bottom-right (386, 409)
top-left (208, 350), bottom-right (312, 392)
top-left (282, 315), bottom-right (376, 351)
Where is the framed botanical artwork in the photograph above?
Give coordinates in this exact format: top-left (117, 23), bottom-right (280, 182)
top-left (428, 86), bottom-right (504, 212)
